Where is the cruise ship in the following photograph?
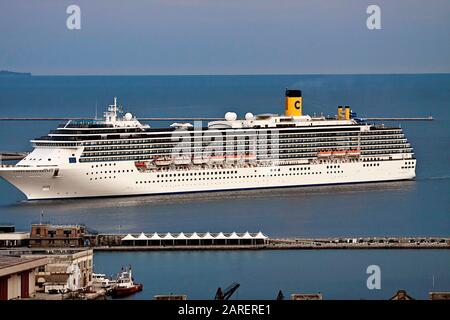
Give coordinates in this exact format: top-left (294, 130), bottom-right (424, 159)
top-left (0, 90), bottom-right (416, 200)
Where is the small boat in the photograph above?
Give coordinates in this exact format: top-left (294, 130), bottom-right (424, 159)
top-left (110, 267), bottom-right (143, 298)
top-left (244, 154), bottom-right (257, 161)
top-left (92, 273), bottom-right (117, 290)
top-left (332, 150), bottom-right (347, 157)
top-left (154, 157), bottom-right (172, 166)
top-left (317, 151), bottom-right (332, 157)
top-left (173, 156), bottom-right (191, 165)
top-left (192, 157), bottom-right (208, 165)
top-left (134, 161), bottom-right (148, 169)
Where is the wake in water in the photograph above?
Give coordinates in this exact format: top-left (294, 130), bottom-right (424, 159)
top-left (416, 175), bottom-right (450, 181)
top-left (6, 180), bottom-right (417, 212)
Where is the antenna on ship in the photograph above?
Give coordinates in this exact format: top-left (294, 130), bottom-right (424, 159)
top-left (105, 97), bottom-right (120, 123)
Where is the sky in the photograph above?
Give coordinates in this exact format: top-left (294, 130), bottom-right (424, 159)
top-left (0, 0), bottom-right (449, 75)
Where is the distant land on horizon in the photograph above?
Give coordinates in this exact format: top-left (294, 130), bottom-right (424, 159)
top-left (10, 71), bottom-right (450, 77)
top-left (0, 70), bottom-right (32, 77)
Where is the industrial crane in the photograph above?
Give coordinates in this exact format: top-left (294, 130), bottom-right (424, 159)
top-left (214, 282), bottom-right (240, 300)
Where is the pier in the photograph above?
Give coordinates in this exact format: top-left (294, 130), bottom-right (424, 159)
top-left (89, 233), bottom-right (450, 251)
top-left (2, 224), bottom-right (449, 251)
top-left (361, 116), bottom-right (434, 121)
top-left (0, 152), bottom-right (28, 161)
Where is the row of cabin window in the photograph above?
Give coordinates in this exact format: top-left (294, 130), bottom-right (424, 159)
top-left (90, 176), bottom-right (116, 180)
top-left (86, 169), bottom-right (133, 175)
top-left (289, 167), bottom-right (311, 171)
top-left (91, 163), bottom-right (117, 168)
top-left (137, 171), bottom-right (326, 184)
top-left (363, 163), bottom-right (380, 167)
top-left (156, 170), bottom-right (238, 178)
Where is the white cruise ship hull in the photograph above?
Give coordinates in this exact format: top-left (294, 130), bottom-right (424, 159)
top-left (0, 159), bottom-right (416, 200)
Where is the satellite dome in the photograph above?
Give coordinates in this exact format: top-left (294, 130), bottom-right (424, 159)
top-left (225, 112), bottom-right (237, 121)
top-left (245, 112), bottom-right (254, 120)
top-left (124, 112), bottom-right (133, 121)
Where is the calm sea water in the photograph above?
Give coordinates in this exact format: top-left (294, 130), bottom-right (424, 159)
top-left (0, 74), bottom-right (449, 299)
top-left (94, 250), bottom-right (450, 300)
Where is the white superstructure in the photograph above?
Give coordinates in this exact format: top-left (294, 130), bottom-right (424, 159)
top-left (0, 93), bottom-right (416, 200)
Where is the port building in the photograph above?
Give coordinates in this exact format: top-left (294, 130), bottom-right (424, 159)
top-left (0, 255), bottom-right (48, 300)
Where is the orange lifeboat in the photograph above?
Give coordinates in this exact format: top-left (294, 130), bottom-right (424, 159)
top-left (346, 149), bottom-right (361, 156)
top-left (317, 151), bottom-right (332, 157)
top-left (332, 150), bottom-right (347, 157)
top-left (134, 161), bottom-right (147, 168)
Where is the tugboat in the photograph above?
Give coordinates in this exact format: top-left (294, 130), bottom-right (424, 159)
top-left (109, 266), bottom-right (143, 298)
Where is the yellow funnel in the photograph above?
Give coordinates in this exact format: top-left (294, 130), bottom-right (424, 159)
top-left (285, 89), bottom-right (302, 116)
top-left (345, 106), bottom-right (350, 120)
top-left (337, 106), bottom-right (343, 120)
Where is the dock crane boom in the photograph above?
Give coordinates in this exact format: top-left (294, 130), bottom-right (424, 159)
top-left (214, 282), bottom-right (240, 300)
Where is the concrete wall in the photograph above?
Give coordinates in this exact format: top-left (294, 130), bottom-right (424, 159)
top-left (5, 271), bottom-right (36, 300)
top-left (7, 274), bottom-right (21, 300)
top-left (29, 272), bottom-right (36, 297)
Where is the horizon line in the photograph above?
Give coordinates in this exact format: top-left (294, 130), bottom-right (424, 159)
top-left (4, 71), bottom-right (450, 77)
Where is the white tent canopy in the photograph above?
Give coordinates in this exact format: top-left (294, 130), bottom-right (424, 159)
top-left (228, 232), bottom-right (240, 240)
top-left (149, 232), bottom-right (162, 240)
top-left (215, 232), bottom-right (227, 239)
top-left (241, 231), bottom-right (253, 239)
top-left (202, 232), bottom-right (214, 240)
top-left (190, 232), bottom-right (201, 240)
top-left (123, 231), bottom-right (268, 244)
top-left (254, 232), bottom-right (268, 239)
top-left (176, 232), bottom-right (188, 240)
top-left (137, 232), bottom-right (149, 240)
top-left (163, 232), bottom-right (175, 240)
top-left (122, 234), bottom-right (136, 241)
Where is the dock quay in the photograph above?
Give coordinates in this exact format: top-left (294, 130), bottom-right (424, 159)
top-left (91, 234), bottom-right (450, 251)
top-left (1, 224), bottom-right (449, 251)
top-left (0, 151), bottom-right (28, 161)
